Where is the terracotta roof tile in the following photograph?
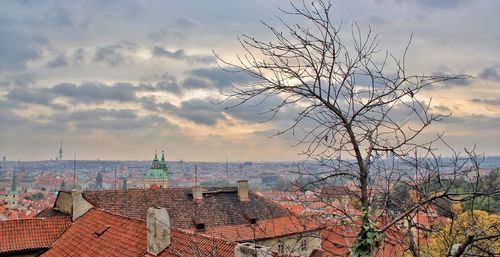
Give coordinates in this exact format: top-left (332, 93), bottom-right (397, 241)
top-left (81, 188), bottom-right (290, 229)
top-left (41, 208), bottom-right (235, 257)
top-left (42, 208), bottom-right (147, 257)
top-left (0, 217), bottom-right (71, 254)
top-left (202, 215), bottom-right (323, 242)
top-left (159, 229), bottom-right (235, 257)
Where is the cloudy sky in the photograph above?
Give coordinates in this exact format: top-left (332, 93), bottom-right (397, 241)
top-left (0, 0), bottom-right (499, 161)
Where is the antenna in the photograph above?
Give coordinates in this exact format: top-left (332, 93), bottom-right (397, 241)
top-left (225, 156), bottom-right (229, 186)
top-left (73, 153), bottom-right (76, 189)
top-left (114, 164), bottom-right (117, 190)
top-left (59, 141), bottom-right (63, 161)
top-left (194, 164), bottom-right (198, 187)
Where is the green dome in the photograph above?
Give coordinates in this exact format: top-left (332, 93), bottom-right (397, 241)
top-left (144, 150), bottom-right (168, 180)
top-left (145, 168), bottom-right (167, 179)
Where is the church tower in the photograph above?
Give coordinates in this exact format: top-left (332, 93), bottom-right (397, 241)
top-left (144, 150), bottom-right (168, 189)
top-left (6, 169), bottom-right (18, 209)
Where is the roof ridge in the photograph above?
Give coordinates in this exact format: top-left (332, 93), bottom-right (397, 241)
top-left (90, 208), bottom-right (147, 224)
top-left (83, 188), bottom-right (188, 193)
top-left (174, 228), bottom-right (235, 245)
top-left (251, 191), bottom-right (296, 216)
top-left (0, 216), bottom-right (71, 224)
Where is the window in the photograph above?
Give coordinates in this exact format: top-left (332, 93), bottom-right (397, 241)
top-left (278, 243), bottom-right (285, 255)
top-left (301, 239), bottom-right (307, 251)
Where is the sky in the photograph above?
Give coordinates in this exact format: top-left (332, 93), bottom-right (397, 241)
top-left (0, 0), bottom-right (499, 161)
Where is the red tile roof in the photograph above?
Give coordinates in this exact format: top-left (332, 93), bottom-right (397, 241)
top-left (321, 223), bottom-right (405, 257)
top-left (41, 208), bottom-right (235, 257)
top-left (158, 229), bottom-right (235, 257)
top-left (0, 217), bottom-right (71, 254)
top-left (202, 215), bottom-right (323, 242)
top-left (42, 208), bottom-right (148, 257)
top-left (80, 188), bottom-right (290, 229)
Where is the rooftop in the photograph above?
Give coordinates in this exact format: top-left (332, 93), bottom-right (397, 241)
top-left (0, 216), bottom-right (71, 254)
top-left (78, 188), bottom-right (290, 229)
top-left (41, 208), bottom-right (235, 257)
top-left (202, 215), bottom-right (323, 242)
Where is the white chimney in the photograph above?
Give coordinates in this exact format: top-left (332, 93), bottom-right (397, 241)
top-left (193, 186), bottom-right (203, 203)
top-left (238, 180), bottom-right (249, 201)
top-left (54, 190), bottom-right (93, 221)
top-left (147, 207), bottom-right (171, 255)
top-left (235, 243), bottom-right (272, 257)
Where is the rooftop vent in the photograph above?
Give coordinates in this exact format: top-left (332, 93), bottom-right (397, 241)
top-left (93, 225), bottom-right (110, 237)
top-left (244, 213), bottom-right (257, 225)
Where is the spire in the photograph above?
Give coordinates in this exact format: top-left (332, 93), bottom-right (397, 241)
top-left (161, 150), bottom-right (165, 162)
top-left (10, 169), bottom-right (16, 193)
top-left (154, 149), bottom-right (158, 160)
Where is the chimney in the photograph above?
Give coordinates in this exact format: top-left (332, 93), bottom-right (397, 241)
top-left (235, 242), bottom-right (272, 257)
top-left (192, 186), bottom-right (203, 203)
top-left (147, 207), bottom-right (171, 255)
top-left (54, 190), bottom-right (93, 221)
top-left (238, 180), bottom-right (249, 202)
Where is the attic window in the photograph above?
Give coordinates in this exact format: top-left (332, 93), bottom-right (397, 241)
top-left (93, 225), bottom-right (110, 237)
top-left (244, 213), bottom-right (257, 225)
top-left (195, 222), bottom-right (206, 231)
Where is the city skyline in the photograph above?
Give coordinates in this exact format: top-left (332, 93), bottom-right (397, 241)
top-left (1, 0), bottom-right (499, 161)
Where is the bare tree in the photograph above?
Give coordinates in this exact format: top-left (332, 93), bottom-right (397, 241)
top-left (216, 1), bottom-right (498, 256)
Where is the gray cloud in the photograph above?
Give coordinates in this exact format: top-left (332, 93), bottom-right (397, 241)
top-left (52, 108), bottom-right (168, 131)
top-left (442, 114), bottom-right (500, 131)
top-left (185, 67), bottom-right (256, 89)
top-left (0, 108), bottom-right (27, 129)
top-left (478, 66), bottom-right (500, 81)
top-left (155, 81), bottom-right (182, 95)
top-left (139, 80), bottom-right (183, 95)
top-left (163, 98), bottom-right (226, 125)
top-left (426, 72), bottom-right (472, 89)
top-left (471, 98), bottom-right (500, 106)
top-left (140, 96), bottom-right (159, 112)
top-left (6, 87), bottom-right (53, 106)
top-left (0, 17), bottom-right (46, 70)
top-left (414, 0), bottom-right (466, 9)
top-left (69, 108), bottom-right (137, 120)
top-left (46, 55), bottom-right (69, 68)
top-left (71, 48), bottom-right (86, 64)
top-left (151, 46), bottom-right (215, 64)
top-left (93, 42), bottom-right (135, 66)
top-left (148, 29), bottom-right (185, 42)
top-left (182, 77), bottom-right (209, 89)
top-left (51, 81), bottom-right (137, 104)
top-left (432, 105), bottom-right (451, 113)
top-left (175, 17), bottom-right (198, 28)
top-left (4, 73), bottom-right (37, 88)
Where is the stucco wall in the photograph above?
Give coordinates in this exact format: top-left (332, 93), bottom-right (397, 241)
top-left (257, 230), bottom-right (322, 257)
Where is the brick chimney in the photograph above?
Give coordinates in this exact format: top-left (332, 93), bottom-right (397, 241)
top-left (192, 186), bottom-right (203, 203)
top-left (147, 207), bottom-right (171, 255)
top-left (235, 242), bottom-right (272, 257)
top-left (238, 180), bottom-right (249, 202)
